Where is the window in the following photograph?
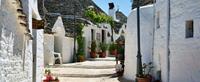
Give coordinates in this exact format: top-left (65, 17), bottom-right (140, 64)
top-left (185, 20), bottom-right (194, 38)
top-left (96, 33), bottom-right (100, 41)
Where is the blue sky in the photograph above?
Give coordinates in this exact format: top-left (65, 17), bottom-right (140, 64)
top-left (93, 0), bottom-right (132, 16)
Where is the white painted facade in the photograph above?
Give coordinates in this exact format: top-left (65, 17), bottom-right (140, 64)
top-left (124, 0), bottom-right (200, 82)
top-left (51, 16), bottom-right (75, 63)
top-left (124, 5), bottom-right (154, 81)
top-left (62, 37), bottom-right (74, 63)
top-left (83, 23), bottom-right (112, 58)
top-left (0, 0), bottom-right (45, 82)
top-left (0, 0), bottom-right (40, 82)
top-left (153, 0), bottom-right (200, 82)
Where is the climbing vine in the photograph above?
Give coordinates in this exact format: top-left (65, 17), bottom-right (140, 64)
top-left (84, 7), bottom-right (114, 27)
top-left (76, 23), bottom-right (85, 61)
top-left (84, 7), bottom-right (115, 41)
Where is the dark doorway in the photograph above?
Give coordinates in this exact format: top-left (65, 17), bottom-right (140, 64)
top-left (91, 29), bottom-right (94, 41)
top-left (102, 30), bottom-right (105, 42)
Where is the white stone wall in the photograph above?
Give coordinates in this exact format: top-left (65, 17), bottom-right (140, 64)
top-left (153, 1), bottom-right (169, 82)
top-left (62, 37), bottom-right (74, 63)
top-left (44, 34), bottom-right (54, 65)
top-left (0, 0), bottom-right (33, 82)
top-left (123, 5), bottom-right (154, 81)
top-left (32, 29), bottom-right (44, 82)
top-left (154, 0), bottom-right (200, 82)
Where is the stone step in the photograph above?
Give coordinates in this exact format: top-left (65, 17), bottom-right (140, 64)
top-left (51, 73), bottom-right (116, 78)
top-left (87, 57), bottom-right (116, 61)
top-left (54, 76), bottom-right (121, 82)
top-left (49, 65), bottom-right (115, 69)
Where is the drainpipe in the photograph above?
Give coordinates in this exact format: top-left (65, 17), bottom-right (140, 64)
top-left (166, 0), bottom-right (171, 82)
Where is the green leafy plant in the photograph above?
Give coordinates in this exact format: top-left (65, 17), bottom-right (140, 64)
top-left (84, 7), bottom-right (115, 42)
top-left (91, 41), bottom-right (97, 52)
top-left (99, 42), bottom-right (108, 52)
top-left (109, 42), bottom-right (117, 52)
top-left (137, 62), bottom-right (154, 78)
top-left (84, 7), bottom-right (114, 25)
top-left (76, 23), bottom-right (85, 61)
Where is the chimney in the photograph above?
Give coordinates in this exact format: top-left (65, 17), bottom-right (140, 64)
top-left (108, 2), bottom-right (117, 21)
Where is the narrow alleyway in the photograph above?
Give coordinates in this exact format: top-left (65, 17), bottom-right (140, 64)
top-left (47, 57), bottom-right (131, 82)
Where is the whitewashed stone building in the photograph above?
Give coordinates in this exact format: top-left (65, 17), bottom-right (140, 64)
top-left (83, 23), bottom-right (112, 58)
top-left (52, 16), bottom-right (74, 63)
top-left (124, 5), bottom-right (154, 81)
top-left (124, 0), bottom-right (200, 82)
top-left (43, 16), bottom-right (74, 64)
top-left (0, 0), bottom-right (33, 81)
top-left (153, 0), bottom-right (200, 82)
top-left (0, 0), bottom-right (44, 82)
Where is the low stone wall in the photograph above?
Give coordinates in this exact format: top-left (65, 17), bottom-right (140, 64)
top-left (44, 34), bottom-right (54, 65)
top-left (62, 37), bottom-right (74, 63)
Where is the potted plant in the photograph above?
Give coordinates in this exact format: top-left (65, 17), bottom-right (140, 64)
top-left (90, 41), bottom-right (97, 58)
top-left (109, 42), bottom-right (117, 56)
top-left (43, 69), bottom-right (59, 82)
top-left (136, 62), bottom-right (154, 82)
top-left (99, 42), bottom-right (108, 58)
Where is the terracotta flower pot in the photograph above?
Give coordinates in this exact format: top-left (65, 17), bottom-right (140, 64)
top-left (99, 52), bottom-right (106, 58)
top-left (136, 77), bottom-right (151, 82)
top-left (90, 52), bottom-right (96, 58)
top-left (78, 55), bottom-right (85, 62)
top-left (111, 50), bottom-right (117, 55)
top-left (50, 81), bottom-right (59, 82)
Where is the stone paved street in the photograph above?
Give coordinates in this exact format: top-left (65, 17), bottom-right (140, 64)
top-left (47, 57), bottom-right (132, 82)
